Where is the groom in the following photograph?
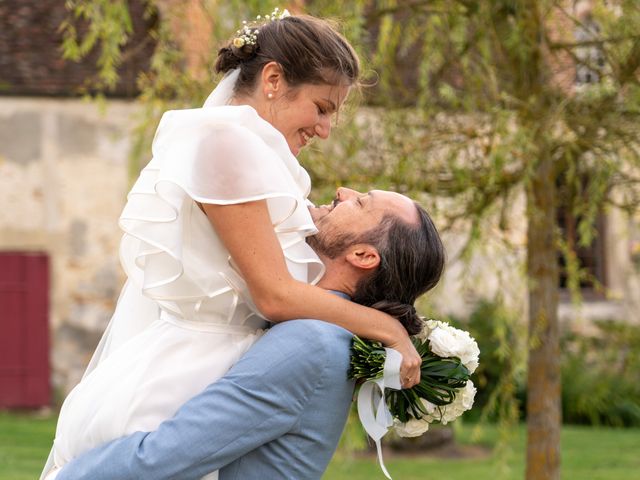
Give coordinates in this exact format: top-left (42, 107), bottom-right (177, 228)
top-left (53, 188), bottom-right (445, 480)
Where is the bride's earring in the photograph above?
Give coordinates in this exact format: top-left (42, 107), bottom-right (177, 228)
top-left (267, 92), bottom-right (274, 99)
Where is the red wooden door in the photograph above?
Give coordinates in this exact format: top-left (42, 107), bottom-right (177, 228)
top-left (0, 252), bottom-right (50, 407)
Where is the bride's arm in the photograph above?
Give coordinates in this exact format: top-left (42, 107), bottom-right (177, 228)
top-left (202, 199), bottom-right (422, 386)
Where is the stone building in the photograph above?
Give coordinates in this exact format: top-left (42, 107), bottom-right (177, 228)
top-left (0, 0), bottom-right (638, 405)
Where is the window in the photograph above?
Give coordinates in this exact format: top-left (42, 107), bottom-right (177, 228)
top-left (574, 7), bottom-right (605, 85)
top-left (557, 199), bottom-right (607, 293)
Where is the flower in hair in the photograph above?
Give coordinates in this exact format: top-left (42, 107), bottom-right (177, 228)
top-left (264, 7), bottom-right (290, 20)
top-left (234, 22), bottom-right (258, 48)
top-left (232, 7), bottom-right (290, 48)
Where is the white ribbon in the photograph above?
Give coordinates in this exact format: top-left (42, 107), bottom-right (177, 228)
top-left (356, 347), bottom-right (403, 479)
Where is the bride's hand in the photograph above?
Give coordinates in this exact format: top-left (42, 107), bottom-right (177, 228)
top-left (386, 331), bottom-right (421, 389)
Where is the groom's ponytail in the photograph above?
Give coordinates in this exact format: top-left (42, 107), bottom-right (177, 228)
top-left (370, 301), bottom-right (423, 336)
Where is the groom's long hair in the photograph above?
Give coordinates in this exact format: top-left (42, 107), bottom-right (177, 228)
top-left (310, 203), bottom-right (445, 335)
top-left (351, 203), bottom-right (445, 335)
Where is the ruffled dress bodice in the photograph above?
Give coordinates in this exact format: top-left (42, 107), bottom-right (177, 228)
top-left (119, 105), bottom-right (324, 327)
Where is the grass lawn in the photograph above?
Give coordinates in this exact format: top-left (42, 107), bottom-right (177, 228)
top-left (325, 423), bottom-right (640, 479)
top-left (0, 411), bottom-right (56, 480)
top-left (1, 410), bottom-right (638, 480)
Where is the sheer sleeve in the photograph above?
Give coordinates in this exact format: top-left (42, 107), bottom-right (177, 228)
top-left (117, 106), bottom-right (324, 321)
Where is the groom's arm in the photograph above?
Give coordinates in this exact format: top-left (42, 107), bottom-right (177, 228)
top-left (56, 320), bottom-right (353, 480)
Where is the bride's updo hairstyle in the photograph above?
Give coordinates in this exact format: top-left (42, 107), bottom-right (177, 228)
top-left (214, 14), bottom-right (360, 96)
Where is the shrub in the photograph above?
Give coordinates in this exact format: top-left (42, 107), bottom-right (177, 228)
top-left (452, 300), bottom-right (640, 428)
top-left (560, 320), bottom-right (640, 427)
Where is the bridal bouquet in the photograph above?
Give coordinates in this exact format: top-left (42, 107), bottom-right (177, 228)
top-left (350, 319), bottom-right (479, 438)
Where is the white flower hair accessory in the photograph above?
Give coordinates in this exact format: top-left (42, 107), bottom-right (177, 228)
top-left (233, 7), bottom-right (291, 49)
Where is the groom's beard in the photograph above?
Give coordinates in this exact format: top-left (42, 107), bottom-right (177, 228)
top-left (306, 219), bottom-right (358, 260)
top-left (309, 213), bottom-right (390, 260)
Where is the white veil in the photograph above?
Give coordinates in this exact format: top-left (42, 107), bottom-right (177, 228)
top-left (203, 68), bottom-right (240, 107)
top-left (82, 68), bottom-right (243, 375)
top-left (40, 67), bottom-right (242, 480)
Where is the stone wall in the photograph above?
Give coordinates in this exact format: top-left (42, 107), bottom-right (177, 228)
top-left (0, 0), bottom-right (154, 97)
top-left (0, 97), bottom-right (136, 395)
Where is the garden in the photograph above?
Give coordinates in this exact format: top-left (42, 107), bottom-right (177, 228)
top-left (2, 2), bottom-right (640, 480)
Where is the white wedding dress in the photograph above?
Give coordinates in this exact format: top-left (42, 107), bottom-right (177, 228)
top-left (41, 74), bottom-right (324, 479)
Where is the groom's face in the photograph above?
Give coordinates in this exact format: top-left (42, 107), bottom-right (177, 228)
top-left (308, 187), bottom-right (417, 257)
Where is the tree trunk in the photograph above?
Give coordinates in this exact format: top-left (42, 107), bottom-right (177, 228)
top-left (525, 154), bottom-right (561, 480)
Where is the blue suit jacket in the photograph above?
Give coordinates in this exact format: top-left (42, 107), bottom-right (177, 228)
top-left (56, 309), bottom-right (355, 479)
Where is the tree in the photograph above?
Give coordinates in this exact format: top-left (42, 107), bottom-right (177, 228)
top-left (62, 1), bottom-right (640, 479)
top-left (342, 2), bottom-right (640, 479)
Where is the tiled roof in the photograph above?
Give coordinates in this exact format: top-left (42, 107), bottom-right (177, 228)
top-left (0, 0), bottom-right (155, 97)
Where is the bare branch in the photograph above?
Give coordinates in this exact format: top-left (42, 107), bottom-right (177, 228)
top-left (548, 34), bottom-right (640, 50)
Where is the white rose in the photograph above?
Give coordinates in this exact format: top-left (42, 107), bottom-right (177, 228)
top-left (415, 319), bottom-right (439, 342)
top-left (415, 326), bottom-right (429, 342)
top-left (393, 399), bottom-right (437, 437)
top-left (435, 380), bottom-right (477, 425)
top-left (426, 319), bottom-right (442, 331)
top-left (428, 323), bottom-right (480, 374)
top-left (393, 417), bottom-right (430, 437)
top-left (460, 339), bottom-right (480, 374)
top-left (428, 325), bottom-right (459, 357)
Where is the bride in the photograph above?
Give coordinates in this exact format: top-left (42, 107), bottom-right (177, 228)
top-left (42, 10), bottom-right (422, 479)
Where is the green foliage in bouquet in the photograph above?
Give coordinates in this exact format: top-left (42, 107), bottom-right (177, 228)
top-left (349, 336), bottom-right (470, 423)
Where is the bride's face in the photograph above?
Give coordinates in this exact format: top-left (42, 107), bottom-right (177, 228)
top-left (264, 82), bottom-right (350, 156)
